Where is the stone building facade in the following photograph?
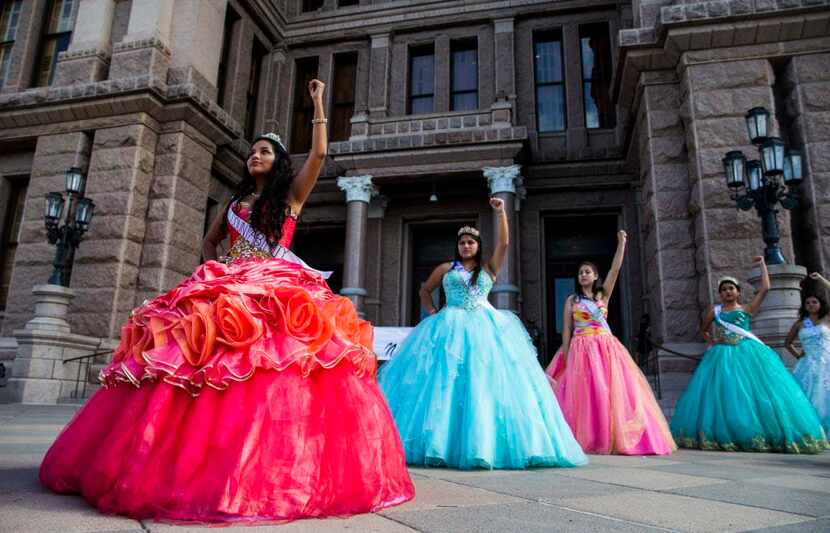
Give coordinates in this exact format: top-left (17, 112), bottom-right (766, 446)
top-left (0, 0), bottom-right (828, 398)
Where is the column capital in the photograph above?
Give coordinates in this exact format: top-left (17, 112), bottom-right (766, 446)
top-left (483, 165), bottom-right (522, 194)
top-left (337, 175), bottom-right (376, 203)
top-left (371, 32), bottom-right (391, 48)
top-left (494, 18), bottom-right (514, 34)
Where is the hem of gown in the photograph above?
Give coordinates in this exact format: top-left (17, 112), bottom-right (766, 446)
top-left (84, 492), bottom-right (415, 525)
top-left (675, 435), bottom-right (829, 454)
top-left (410, 454), bottom-right (585, 470)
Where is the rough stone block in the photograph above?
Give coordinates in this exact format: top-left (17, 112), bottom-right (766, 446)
top-left (7, 377), bottom-right (62, 403)
top-left (687, 61), bottom-right (773, 91)
top-left (12, 357), bottom-right (56, 380)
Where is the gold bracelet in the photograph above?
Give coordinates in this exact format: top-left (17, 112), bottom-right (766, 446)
top-left (311, 118), bottom-right (328, 125)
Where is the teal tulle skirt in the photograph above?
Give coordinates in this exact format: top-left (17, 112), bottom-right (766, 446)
top-left (670, 339), bottom-right (828, 453)
top-left (377, 304), bottom-right (588, 469)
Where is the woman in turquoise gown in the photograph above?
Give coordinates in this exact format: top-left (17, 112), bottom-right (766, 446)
top-left (671, 257), bottom-right (828, 453)
top-left (378, 198), bottom-right (587, 469)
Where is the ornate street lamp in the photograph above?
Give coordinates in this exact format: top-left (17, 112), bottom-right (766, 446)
top-left (724, 107), bottom-right (804, 265)
top-left (44, 167), bottom-right (95, 286)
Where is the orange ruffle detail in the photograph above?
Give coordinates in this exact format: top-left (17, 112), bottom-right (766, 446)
top-left (103, 258), bottom-right (376, 396)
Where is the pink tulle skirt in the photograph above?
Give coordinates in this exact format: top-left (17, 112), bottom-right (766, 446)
top-left (547, 334), bottom-right (676, 455)
top-left (39, 257), bottom-right (415, 523)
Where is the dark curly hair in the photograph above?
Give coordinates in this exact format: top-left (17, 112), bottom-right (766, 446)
top-left (229, 136), bottom-right (294, 245)
top-left (799, 292), bottom-right (829, 321)
top-left (575, 261), bottom-right (604, 302)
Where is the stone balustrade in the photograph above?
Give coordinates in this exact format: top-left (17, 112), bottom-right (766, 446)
top-left (330, 100), bottom-right (527, 155)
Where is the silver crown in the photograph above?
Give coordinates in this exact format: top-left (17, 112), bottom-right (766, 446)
top-left (457, 226), bottom-right (480, 237)
top-left (257, 132), bottom-right (287, 152)
top-left (718, 276), bottom-right (740, 288)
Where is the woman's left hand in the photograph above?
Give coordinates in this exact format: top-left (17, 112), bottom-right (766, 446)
top-left (489, 197), bottom-right (505, 212)
top-left (309, 79), bottom-right (326, 102)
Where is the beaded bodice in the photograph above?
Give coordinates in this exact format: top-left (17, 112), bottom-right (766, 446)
top-left (572, 298), bottom-right (610, 337)
top-left (714, 309), bottom-right (752, 345)
top-left (223, 203), bottom-right (297, 263)
top-left (799, 321), bottom-right (830, 363)
top-left (442, 265), bottom-right (493, 310)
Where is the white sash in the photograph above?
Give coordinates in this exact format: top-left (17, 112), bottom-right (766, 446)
top-left (713, 305), bottom-right (764, 345)
top-left (579, 297), bottom-right (612, 332)
top-left (227, 203), bottom-right (331, 279)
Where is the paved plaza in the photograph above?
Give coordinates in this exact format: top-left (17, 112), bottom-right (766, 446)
top-left (1, 403), bottom-right (828, 533)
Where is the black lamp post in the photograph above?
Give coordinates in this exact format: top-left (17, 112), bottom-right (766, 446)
top-left (44, 167), bottom-right (95, 286)
top-left (724, 107), bottom-right (803, 265)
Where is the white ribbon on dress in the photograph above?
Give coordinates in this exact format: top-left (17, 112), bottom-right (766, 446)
top-left (226, 203), bottom-right (331, 279)
top-left (578, 297), bottom-right (612, 333)
top-left (713, 305), bottom-right (764, 346)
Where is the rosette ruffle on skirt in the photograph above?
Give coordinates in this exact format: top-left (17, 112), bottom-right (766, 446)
top-left (102, 258), bottom-right (376, 395)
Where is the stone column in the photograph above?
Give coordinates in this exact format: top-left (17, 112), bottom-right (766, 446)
top-left (749, 264), bottom-right (807, 366)
top-left (109, 0), bottom-right (174, 81)
top-left (368, 33), bottom-right (391, 119)
top-left (483, 165), bottom-right (521, 312)
top-left (337, 176), bottom-right (376, 315)
top-left (681, 59), bottom-right (793, 311)
top-left (54, 0), bottom-right (116, 85)
top-left (134, 124), bottom-right (215, 307)
top-left (166, 0), bottom-right (227, 97)
top-left (493, 18), bottom-right (516, 100)
top-left (69, 120), bottom-right (159, 339)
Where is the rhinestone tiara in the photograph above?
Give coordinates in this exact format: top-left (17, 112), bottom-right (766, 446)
top-left (457, 226), bottom-right (480, 237)
top-left (255, 132), bottom-right (287, 153)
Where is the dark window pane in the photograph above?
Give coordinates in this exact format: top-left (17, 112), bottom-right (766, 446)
top-left (245, 39), bottom-right (268, 140)
top-left (331, 53), bottom-right (357, 142)
top-left (338, 0), bottom-right (359, 5)
top-left (302, 0), bottom-right (324, 12)
top-left (0, 0), bottom-right (23, 42)
top-left (411, 96), bottom-right (434, 115)
top-left (291, 57), bottom-right (319, 152)
top-left (216, 7), bottom-right (239, 108)
top-left (452, 92), bottom-right (477, 112)
top-left (451, 49), bottom-right (476, 92)
top-left (410, 53), bottom-right (434, 96)
top-left (537, 85), bottom-right (565, 132)
top-left (534, 40), bottom-right (562, 84)
top-left (0, 44), bottom-right (12, 88)
top-left (579, 22), bottom-right (615, 129)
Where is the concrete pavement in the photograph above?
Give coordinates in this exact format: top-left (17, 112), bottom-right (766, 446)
top-left (1, 403), bottom-right (828, 532)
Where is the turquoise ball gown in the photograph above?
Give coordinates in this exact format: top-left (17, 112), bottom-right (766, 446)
top-left (671, 308), bottom-right (828, 453)
top-left (378, 263), bottom-right (587, 469)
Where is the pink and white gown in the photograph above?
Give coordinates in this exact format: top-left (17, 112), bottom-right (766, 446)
top-left (546, 297), bottom-right (676, 455)
top-left (39, 201), bottom-right (414, 524)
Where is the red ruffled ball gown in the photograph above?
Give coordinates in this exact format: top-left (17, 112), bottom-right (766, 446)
top-left (39, 201), bottom-right (415, 524)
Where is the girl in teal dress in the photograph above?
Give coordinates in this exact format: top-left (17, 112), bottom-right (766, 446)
top-left (671, 256), bottom-right (828, 453)
top-left (378, 198), bottom-right (587, 469)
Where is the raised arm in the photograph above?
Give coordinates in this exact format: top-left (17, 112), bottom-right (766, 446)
top-left (419, 262), bottom-right (452, 316)
top-left (202, 203), bottom-right (229, 262)
top-left (809, 272), bottom-right (830, 291)
top-left (744, 256), bottom-right (770, 315)
top-left (785, 320), bottom-right (804, 359)
top-left (602, 230), bottom-right (627, 301)
top-left (289, 79), bottom-right (327, 212)
top-left (486, 197), bottom-right (509, 276)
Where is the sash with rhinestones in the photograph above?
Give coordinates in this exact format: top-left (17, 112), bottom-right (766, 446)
top-left (714, 305), bottom-right (764, 346)
top-left (226, 202), bottom-right (331, 278)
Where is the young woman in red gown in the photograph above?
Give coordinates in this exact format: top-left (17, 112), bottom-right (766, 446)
top-left (39, 79), bottom-right (414, 524)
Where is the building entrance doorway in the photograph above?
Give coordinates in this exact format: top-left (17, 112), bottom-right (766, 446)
top-left (407, 220), bottom-right (475, 325)
top-left (542, 212), bottom-right (624, 367)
